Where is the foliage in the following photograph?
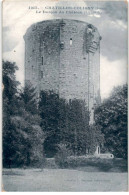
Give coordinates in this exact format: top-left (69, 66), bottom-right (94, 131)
top-left (87, 125), bottom-right (105, 154)
top-left (3, 60), bottom-right (105, 167)
top-left (39, 91), bottom-right (104, 157)
top-left (15, 83), bottom-right (44, 167)
top-left (95, 84), bottom-right (127, 159)
top-left (39, 91), bottom-right (61, 157)
top-left (55, 143), bottom-right (70, 168)
top-left (19, 83), bottom-right (38, 115)
top-left (39, 91), bottom-right (90, 157)
top-left (63, 156), bottom-right (127, 172)
top-left (65, 99), bottom-right (89, 155)
top-left (3, 61), bottom-right (20, 167)
top-left (3, 61), bottom-right (45, 167)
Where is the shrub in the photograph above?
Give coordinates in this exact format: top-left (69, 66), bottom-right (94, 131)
top-left (55, 143), bottom-right (71, 168)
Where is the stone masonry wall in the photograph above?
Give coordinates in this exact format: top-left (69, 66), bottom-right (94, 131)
top-left (24, 19), bottom-right (101, 124)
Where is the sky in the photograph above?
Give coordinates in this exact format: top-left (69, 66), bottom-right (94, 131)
top-left (2, 0), bottom-right (128, 99)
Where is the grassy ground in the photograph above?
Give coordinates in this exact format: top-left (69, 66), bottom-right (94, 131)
top-left (2, 168), bottom-right (128, 192)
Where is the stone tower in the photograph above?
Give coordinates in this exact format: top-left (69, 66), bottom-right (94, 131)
top-left (24, 19), bottom-right (101, 124)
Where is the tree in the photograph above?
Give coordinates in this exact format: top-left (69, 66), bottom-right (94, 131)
top-left (39, 91), bottom-right (61, 157)
top-left (19, 82), bottom-right (38, 115)
top-left (95, 84), bottom-right (127, 159)
top-left (18, 83), bottom-right (45, 166)
top-left (39, 92), bottom-right (94, 157)
top-left (3, 61), bottom-right (45, 167)
top-left (3, 61), bottom-right (20, 167)
top-left (65, 99), bottom-right (89, 155)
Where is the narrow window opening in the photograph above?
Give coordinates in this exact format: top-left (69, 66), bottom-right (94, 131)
top-left (42, 57), bottom-right (43, 65)
top-left (70, 38), bottom-right (72, 46)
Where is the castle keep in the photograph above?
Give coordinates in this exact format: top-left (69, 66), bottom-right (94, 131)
top-left (24, 19), bottom-right (101, 123)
